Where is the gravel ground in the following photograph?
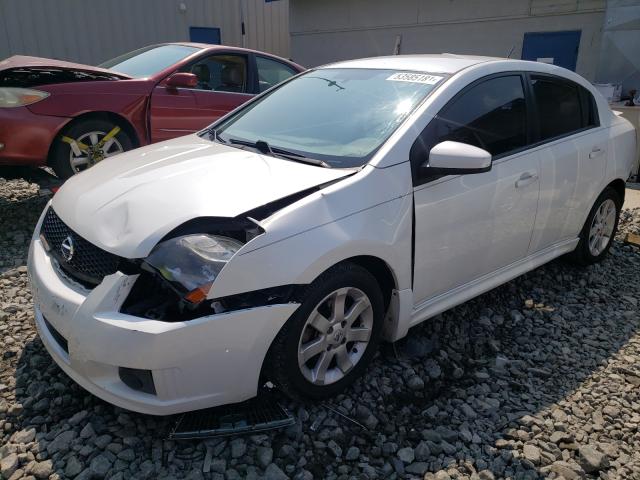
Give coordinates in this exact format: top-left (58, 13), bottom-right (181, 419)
top-left (1, 176), bottom-right (639, 480)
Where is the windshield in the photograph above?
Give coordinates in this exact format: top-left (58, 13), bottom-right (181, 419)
top-left (213, 68), bottom-right (445, 168)
top-left (99, 44), bottom-right (200, 78)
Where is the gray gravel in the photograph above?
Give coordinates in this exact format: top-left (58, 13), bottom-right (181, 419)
top-left (1, 176), bottom-right (639, 480)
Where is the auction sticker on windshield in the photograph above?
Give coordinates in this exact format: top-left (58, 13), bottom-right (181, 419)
top-left (387, 72), bottom-right (443, 84)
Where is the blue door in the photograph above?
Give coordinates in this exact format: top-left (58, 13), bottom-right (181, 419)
top-left (521, 30), bottom-right (581, 71)
top-left (189, 27), bottom-right (221, 44)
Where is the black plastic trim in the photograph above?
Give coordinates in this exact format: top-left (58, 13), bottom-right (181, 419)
top-left (43, 316), bottom-right (69, 354)
top-left (118, 367), bottom-right (156, 395)
top-left (241, 174), bottom-right (355, 221)
top-left (159, 216), bottom-right (263, 244)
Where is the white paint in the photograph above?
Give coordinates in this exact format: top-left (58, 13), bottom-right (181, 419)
top-left (52, 136), bottom-right (353, 258)
top-left (428, 141), bottom-right (491, 170)
top-left (28, 55), bottom-right (637, 414)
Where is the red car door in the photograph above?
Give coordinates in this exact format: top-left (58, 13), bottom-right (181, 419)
top-left (150, 53), bottom-right (253, 142)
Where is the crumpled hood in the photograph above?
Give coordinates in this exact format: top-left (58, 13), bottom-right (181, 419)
top-left (52, 135), bottom-right (352, 258)
top-left (0, 55), bottom-right (130, 78)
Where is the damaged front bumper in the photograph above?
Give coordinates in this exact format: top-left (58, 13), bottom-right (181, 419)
top-left (28, 236), bottom-right (300, 415)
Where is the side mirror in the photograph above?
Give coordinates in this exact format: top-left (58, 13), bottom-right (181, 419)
top-left (165, 72), bottom-right (198, 89)
top-left (422, 141), bottom-right (492, 176)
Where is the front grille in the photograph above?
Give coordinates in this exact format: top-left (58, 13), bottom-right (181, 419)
top-left (169, 394), bottom-right (295, 439)
top-left (41, 208), bottom-right (120, 287)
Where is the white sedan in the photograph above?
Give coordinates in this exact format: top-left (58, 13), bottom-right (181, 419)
top-left (28, 55), bottom-right (636, 414)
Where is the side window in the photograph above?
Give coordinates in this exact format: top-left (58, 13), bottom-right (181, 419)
top-left (256, 56), bottom-right (297, 93)
top-left (411, 75), bottom-right (527, 181)
top-left (530, 76), bottom-right (582, 140)
top-left (181, 55), bottom-right (247, 93)
top-left (434, 75), bottom-right (527, 156)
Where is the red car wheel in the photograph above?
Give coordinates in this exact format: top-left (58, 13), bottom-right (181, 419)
top-left (50, 119), bottom-right (133, 179)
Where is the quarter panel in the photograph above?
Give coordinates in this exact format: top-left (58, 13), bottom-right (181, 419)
top-left (607, 116), bottom-right (637, 183)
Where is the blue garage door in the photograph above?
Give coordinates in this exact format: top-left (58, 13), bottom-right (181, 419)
top-left (189, 27), bottom-right (221, 44)
top-left (521, 30), bottom-right (581, 71)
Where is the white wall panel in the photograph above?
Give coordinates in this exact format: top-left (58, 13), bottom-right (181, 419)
top-left (290, 0), bottom-right (607, 79)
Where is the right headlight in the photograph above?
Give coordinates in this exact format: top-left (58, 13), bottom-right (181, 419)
top-left (145, 234), bottom-right (244, 304)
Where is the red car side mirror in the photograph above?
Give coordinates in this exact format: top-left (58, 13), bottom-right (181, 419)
top-left (166, 72), bottom-right (198, 89)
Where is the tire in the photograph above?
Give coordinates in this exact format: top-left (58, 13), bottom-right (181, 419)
top-left (50, 118), bottom-right (133, 179)
top-left (569, 186), bottom-right (622, 265)
top-left (266, 263), bottom-right (384, 400)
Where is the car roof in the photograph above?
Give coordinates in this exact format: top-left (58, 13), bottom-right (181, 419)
top-left (320, 54), bottom-right (503, 74)
top-left (163, 42), bottom-right (304, 70)
top-left (168, 42), bottom-right (293, 59)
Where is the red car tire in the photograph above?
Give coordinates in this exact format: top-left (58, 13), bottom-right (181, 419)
top-left (50, 118), bottom-right (133, 179)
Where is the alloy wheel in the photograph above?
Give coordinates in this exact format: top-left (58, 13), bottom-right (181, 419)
top-left (297, 287), bottom-right (373, 385)
top-left (588, 198), bottom-right (616, 256)
top-left (67, 130), bottom-right (124, 173)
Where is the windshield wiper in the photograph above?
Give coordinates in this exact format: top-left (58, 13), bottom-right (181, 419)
top-left (228, 138), bottom-right (331, 168)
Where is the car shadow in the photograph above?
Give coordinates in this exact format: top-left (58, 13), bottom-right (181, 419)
top-left (9, 237), bottom-right (639, 479)
top-left (290, 244), bottom-right (638, 479)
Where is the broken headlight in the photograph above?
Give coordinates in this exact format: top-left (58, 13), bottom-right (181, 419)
top-left (145, 234), bottom-right (243, 304)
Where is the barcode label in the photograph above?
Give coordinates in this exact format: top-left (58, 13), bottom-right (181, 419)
top-left (387, 73), bottom-right (443, 85)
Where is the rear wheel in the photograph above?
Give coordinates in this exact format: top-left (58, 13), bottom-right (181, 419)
top-left (50, 119), bottom-right (133, 179)
top-left (570, 187), bottom-right (622, 265)
top-left (266, 263), bottom-right (384, 400)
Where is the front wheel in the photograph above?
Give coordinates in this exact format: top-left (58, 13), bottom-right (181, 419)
top-left (570, 187), bottom-right (622, 265)
top-left (50, 119), bottom-right (133, 179)
top-left (266, 263), bottom-right (384, 400)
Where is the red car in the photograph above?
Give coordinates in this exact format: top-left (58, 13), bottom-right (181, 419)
top-left (0, 43), bottom-right (304, 179)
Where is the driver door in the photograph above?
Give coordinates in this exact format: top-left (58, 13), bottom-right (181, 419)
top-left (150, 53), bottom-right (253, 142)
top-left (412, 74), bottom-right (540, 305)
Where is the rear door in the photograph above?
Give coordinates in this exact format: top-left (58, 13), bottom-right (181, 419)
top-left (149, 53), bottom-right (253, 142)
top-left (526, 74), bottom-right (605, 252)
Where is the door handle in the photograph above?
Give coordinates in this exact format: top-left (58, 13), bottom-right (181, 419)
top-left (589, 147), bottom-right (604, 159)
top-left (515, 172), bottom-right (538, 188)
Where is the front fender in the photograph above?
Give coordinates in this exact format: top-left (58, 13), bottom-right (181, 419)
top-left (209, 164), bottom-right (414, 300)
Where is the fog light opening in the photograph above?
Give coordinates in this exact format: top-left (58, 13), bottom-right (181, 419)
top-left (118, 367), bottom-right (156, 395)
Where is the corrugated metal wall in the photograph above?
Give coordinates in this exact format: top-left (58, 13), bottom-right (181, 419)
top-left (0, 0), bottom-right (290, 65)
top-left (596, 0), bottom-right (640, 93)
top-left (290, 0), bottom-right (606, 80)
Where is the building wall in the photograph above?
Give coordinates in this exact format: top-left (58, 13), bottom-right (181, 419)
top-left (596, 0), bottom-right (640, 94)
top-left (0, 0), bottom-right (290, 65)
top-left (290, 0), bottom-right (606, 80)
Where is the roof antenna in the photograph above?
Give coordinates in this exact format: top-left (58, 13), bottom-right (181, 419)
top-left (507, 45), bottom-right (515, 59)
top-left (393, 34), bottom-right (402, 55)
